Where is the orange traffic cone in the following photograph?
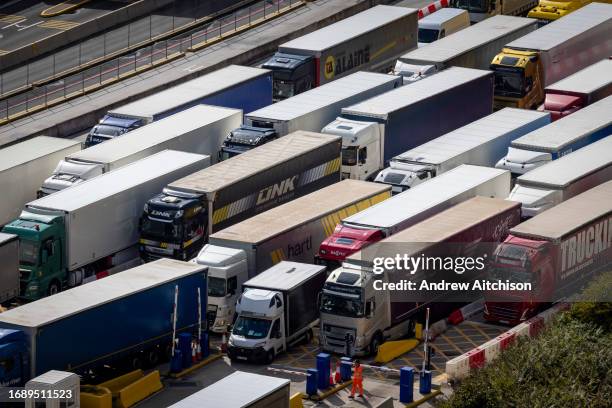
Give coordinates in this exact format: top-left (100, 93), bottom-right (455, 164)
top-left (330, 361), bottom-right (334, 385)
top-left (334, 361), bottom-right (341, 384)
top-left (196, 339), bottom-right (202, 361)
top-left (192, 341), bottom-right (197, 363)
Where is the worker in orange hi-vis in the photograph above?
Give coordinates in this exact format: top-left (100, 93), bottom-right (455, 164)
top-left (349, 359), bottom-right (364, 398)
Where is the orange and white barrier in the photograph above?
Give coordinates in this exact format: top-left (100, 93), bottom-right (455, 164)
top-left (446, 303), bottom-right (568, 381)
top-left (418, 0), bottom-right (449, 19)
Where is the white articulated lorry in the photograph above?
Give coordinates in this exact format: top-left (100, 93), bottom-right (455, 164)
top-left (375, 108), bottom-right (550, 193)
top-left (509, 136), bottom-right (612, 218)
top-left (1, 150), bottom-right (209, 301)
top-left (228, 262), bottom-right (327, 364)
top-left (320, 197), bottom-right (522, 356)
top-left (395, 15), bottom-right (537, 82)
top-left (197, 180), bottom-right (390, 333)
top-left (323, 67), bottom-right (493, 181)
top-left (0, 136), bottom-right (81, 226)
top-left (496, 95), bottom-right (612, 176)
top-left (40, 105), bottom-right (241, 195)
top-left (318, 165), bottom-right (511, 268)
top-left (221, 72), bottom-right (402, 158)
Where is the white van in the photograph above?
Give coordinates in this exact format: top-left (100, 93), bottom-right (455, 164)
top-left (418, 8), bottom-right (470, 46)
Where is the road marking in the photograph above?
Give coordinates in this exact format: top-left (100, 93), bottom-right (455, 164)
top-left (0, 50), bottom-right (8, 55)
top-left (2, 19), bottom-right (26, 29)
top-left (17, 21), bottom-right (42, 31)
top-left (38, 19), bottom-right (80, 30)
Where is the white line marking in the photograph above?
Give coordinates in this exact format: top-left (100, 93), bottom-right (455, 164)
top-left (17, 21), bottom-right (42, 31)
top-left (2, 19), bottom-right (26, 29)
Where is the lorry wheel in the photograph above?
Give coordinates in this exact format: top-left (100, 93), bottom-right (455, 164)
top-left (128, 355), bottom-right (143, 370)
top-left (265, 350), bottom-right (275, 364)
top-left (369, 334), bottom-right (382, 356)
top-left (145, 349), bottom-right (160, 368)
top-left (48, 280), bottom-right (61, 295)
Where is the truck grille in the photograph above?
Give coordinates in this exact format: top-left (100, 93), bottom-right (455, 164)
top-left (488, 305), bottom-right (521, 321)
top-left (323, 324), bottom-right (356, 348)
top-left (207, 305), bottom-right (218, 329)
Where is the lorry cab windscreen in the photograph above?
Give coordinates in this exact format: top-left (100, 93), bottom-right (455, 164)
top-left (19, 240), bottom-right (39, 266)
top-left (273, 79), bottom-right (296, 100)
top-left (451, 0), bottom-right (488, 12)
top-left (342, 146), bottom-right (358, 166)
top-left (418, 28), bottom-right (439, 43)
top-left (320, 293), bottom-right (363, 318)
top-left (141, 218), bottom-right (182, 241)
top-left (233, 316), bottom-right (271, 339)
top-left (208, 277), bottom-right (226, 297)
top-left (492, 67), bottom-right (525, 98)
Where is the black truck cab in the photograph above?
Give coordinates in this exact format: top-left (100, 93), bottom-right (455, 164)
top-left (219, 126), bottom-right (278, 160)
top-left (262, 53), bottom-right (315, 101)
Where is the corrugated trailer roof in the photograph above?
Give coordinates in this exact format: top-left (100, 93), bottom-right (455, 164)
top-left (169, 371), bottom-right (289, 408)
top-left (279, 5), bottom-right (416, 54)
top-left (0, 136), bottom-right (80, 172)
top-left (510, 180), bottom-right (612, 241)
top-left (0, 259), bottom-right (205, 328)
top-left (110, 65), bottom-right (269, 118)
top-left (395, 108), bottom-right (549, 165)
top-left (516, 136), bottom-right (612, 189)
top-left (348, 197), bottom-right (520, 263)
top-left (506, 3), bottom-right (612, 52)
top-left (245, 262), bottom-right (326, 291)
top-left (545, 59), bottom-right (612, 95)
top-left (211, 179), bottom-right (390, 244)
top-left (246, 72), bottom-right (399, 121)
top-left (28, 150), bottom-right (207, 212)
top-left (168, 131), bottom-right (340, 194)
top-left (344, 164), bottom-right (507, 229)
top-left (511, 96), bottom-right (612, 152)
top-left (341, 67), bottom-right (491, 119)
top-left (400, 15), bottom-right (535, 65)
top-left (69, 106), bottom-right (240, 164)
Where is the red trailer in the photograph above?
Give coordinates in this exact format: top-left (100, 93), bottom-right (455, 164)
top-left (485, 180), bottom-right (612, 325)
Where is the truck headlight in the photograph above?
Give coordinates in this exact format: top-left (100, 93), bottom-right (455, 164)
top-left (27, 283), bottom-right (39, 294)
top-left (228, 337), bottom-right (235, 347)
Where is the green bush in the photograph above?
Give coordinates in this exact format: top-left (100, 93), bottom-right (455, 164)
top-left (439, 271), bottom-right (612, 408)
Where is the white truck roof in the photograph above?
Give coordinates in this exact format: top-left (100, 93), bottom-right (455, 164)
top-left (280, 5), bottom-right (416, 53)
top-left (211, 179), bottom-right (389, 244)
top-left (511, 96), bottom-right (612, 152)
top-left (516, 136), bottom-right (612, 189)
top-left (341, 67), bottom-right (491, 119)
top-left (169, 371), bottom-right (289, 408)
top-left (168, 131), bottom-right (339, 194)
top-left (244, 261), bottom-right (326, 292)
top-left (246, 72), bottom-right (399, 122)
top-left (506, 3), bottom-right (612, 52)
top-left (395, 108), bottom-right (549, 165)
top-left (419, 7), bottom-right (466, 26)
top-left (344, 164), bottom-right (508, 229)
top-left (109, 65), bottom-right (268, 118)
top-left (402, 15), bottom-right (535, 64)
top-left (69, 105), bottom-right (240, 164)
top-left (0, 232), bottom-right (17, 245)
top-left (0, 136), bottom-right (80, 172)
top-left (0, 259), bottom-right (205, 328)
top-left (510, 180), bottom-right (612, 241)
top-left (28, 150), bottom-right (208, 212)
top-left (545, 59), bottom-right (612, 95)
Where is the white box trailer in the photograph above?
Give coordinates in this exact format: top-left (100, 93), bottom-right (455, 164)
top-left (0, 233), bottom-right (19, 303)
top-left (0, 136), bottom-right (81, 225)
top-left (169, 371), bottom-right (290, 408)
top-left (491, 3), bottom-right (612, 109)
top-left (41, 105), bottom-right (241, 195)
top-left (395, 15), bottom-right (537, 82)
top-left (509, 136), bottom-right (612, 217)
top-left (497, 95), bottom-right (612, 176)
top-left (375, 108), bottom-right (550, 193)
top-left (2, 151), bottom-right (209, 299)
top-left (222, 72), bottom-right (402, 156)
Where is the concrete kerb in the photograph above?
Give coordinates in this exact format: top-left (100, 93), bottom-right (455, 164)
top-left (0, 0), bottom-right (175, 73)
top-left (1, 0), bottom-right (377, 147)
top-left (404, 385), bottom-right (442, 408)
top-left (302, 380), bottom-right (354, 401)
top-left (166, 352), bottom-right (224, 378)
